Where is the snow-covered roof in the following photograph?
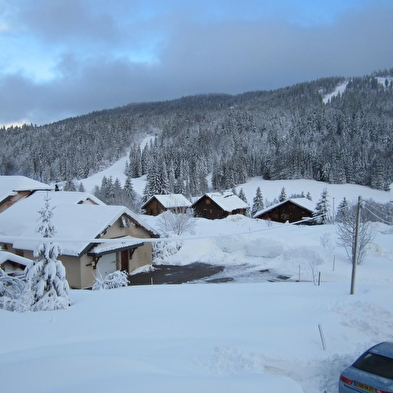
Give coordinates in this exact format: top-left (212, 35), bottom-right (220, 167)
top-left (194, 192), bottom-right (249, 211)
top-left (0, 175), bottom-right (52, 205)
top-left (254, 198), bottom-right (315, 218)
top-left (88, 236), bottom-right (144, 256)
top-left (0, 250), bottom-right (32, 267)
top-left (143, 194), bottom-right (191, 209)
top-left (0, 192), bottom-right (158, 256)
top-left (27, 190), bottom-right (105, 206)
top-left (0, 176), bottom-right (52, 192)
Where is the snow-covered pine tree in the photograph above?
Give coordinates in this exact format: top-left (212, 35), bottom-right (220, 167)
top-left (335, 197), bottom-right (350, 223)
top-left (123, 175), bottom-right (136, 209)
top-left (312, 188), bottom-right (331, 224)
top-left (238, 188), bottom-right (247, 203)
top-left (278, 187), bottom-right (287, 202)
top-left (251, 187), bottom-right (264, 217)
top-left (25, 193), bottom-right (71, 311)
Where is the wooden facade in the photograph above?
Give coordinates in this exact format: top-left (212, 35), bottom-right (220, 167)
top-left (192, 193), bottom-right (248, 220)
top-left (142, 197), bottom-right (167, 216)
top-left (254, 199), bottom-right (314, 224)
top-left (142, 194), bottom-right (191, 216)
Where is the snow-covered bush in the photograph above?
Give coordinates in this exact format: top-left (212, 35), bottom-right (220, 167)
top-left (0, 268), bottom-right (30, 312)
top-left (153, 240), bottom-right (182, 262)
top-left (92, 270), bottom-right (129, 290)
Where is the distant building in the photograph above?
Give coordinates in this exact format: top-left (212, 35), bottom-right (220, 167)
top-left (142, 194), bottom-right (191, 216)
top-left (191, 192), bottom-right (249, 219)
top-left (253, 198), bottom-right (315, 224)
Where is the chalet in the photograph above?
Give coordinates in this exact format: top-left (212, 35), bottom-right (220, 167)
top-left (142, 194), bottom-right (191, 216)
top-left (0, 175), bottom-right (52, 213)
top-left (191, 192), bottom-right (249, 219)
top-left (253, 198), bottom-right (315, 224)
top-left (0, 190), bottom-right (160, 289)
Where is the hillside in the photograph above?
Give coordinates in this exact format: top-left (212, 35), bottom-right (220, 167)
top-left (1, 69), bottom-right (393, 197)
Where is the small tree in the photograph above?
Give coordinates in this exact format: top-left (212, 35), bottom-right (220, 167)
top-left (158, 209), bottom-right (195, 236)
top-left (278, 187), bottom-right (287, 202)
top-left (336, 199), bottom-right (375, 265)
top-left (25, 194), bottom-right (71, 311)
top-left (251, 187), bottom-right (264, 217)
top-left (313, 188), bottom-right (331, 224)
top-left (336, 197), bottom-right (350, 223)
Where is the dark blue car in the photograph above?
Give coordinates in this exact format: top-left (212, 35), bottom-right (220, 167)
top-left (339, 342), bottom-right (393, 393)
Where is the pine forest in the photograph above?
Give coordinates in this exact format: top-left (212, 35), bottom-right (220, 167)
top-left (1, 69), bottom-right (392, 200)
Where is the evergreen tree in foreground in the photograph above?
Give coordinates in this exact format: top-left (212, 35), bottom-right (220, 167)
top-left (25, 194), bottom-right (71, 311)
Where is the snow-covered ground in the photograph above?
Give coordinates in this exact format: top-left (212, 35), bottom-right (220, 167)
top-left (2, 148), bottom-right (393, 392)
top-left (1, 214), bottom-right (393, 392)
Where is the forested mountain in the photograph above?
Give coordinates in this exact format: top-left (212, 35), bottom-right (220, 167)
top-left (1, 69), bottom-right (392, 198)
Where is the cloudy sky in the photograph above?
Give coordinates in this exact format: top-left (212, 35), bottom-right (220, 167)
top-left (1, 0), bottom-right (392, 126)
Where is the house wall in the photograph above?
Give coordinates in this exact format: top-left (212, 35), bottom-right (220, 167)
top-left (143, 199), bottom-right (164, 216)
top-left (192, 197), bottom-right (247, 219)
top-left (258, 202), bottom-right (313, 223)
top-left (103, 216), bottom-right (153, 269)
top-left (193, 197), bottom-right (225, 219)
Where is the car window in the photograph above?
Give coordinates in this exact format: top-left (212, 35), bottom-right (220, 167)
top-left (353, 352), bottom-right (393, 379)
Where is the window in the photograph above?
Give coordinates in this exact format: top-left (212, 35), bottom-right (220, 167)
top-left (353, 352), bottom-right (393, 379)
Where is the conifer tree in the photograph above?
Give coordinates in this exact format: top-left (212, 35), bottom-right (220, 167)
top-left (312, 188), bottom-right (331, 224)
top-left (238, 188), bottom-right (247, 203)
top-left (336, 197), bottom-right (350, 223)
top-left (25, 194), bottom-right (71, 311)
top-left (251, 187), bottom-right (264, 217)
top-left (278, 187), bottom-right (287, 202)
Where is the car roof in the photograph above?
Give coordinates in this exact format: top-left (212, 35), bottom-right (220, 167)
top-left (368, 342), bottom-right (393, 358)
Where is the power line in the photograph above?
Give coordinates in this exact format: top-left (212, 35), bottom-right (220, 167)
top-left (363, 205), bottom-right (393, 226)
top-left (0, 213), bottom-right (325, 246)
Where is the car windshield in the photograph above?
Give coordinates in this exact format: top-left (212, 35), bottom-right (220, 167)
top-left (353, 352), bottom-right (393, 379)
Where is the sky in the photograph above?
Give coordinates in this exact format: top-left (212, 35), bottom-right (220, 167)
top-left (0, 0), bottom-right (392, 126)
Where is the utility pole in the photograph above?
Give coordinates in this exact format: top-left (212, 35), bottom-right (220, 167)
top-left (350, 196), bottom-right (362, 295)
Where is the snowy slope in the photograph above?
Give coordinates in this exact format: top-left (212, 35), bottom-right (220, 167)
top-left (322, 81), bottom-right (348, 104)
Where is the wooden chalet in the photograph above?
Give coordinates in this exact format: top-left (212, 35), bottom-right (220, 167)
top-left (142, 194), bottom-right (191, 216)
top-left (253, 198), bottom-right (315, 224)
top-left (191, 192), bottom-right (249, 219)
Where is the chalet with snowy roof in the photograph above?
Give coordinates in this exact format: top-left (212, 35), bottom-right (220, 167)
top-left (0, 175), bottom-right (52, 213)
top-left (0, 190), bottom-right (160, 289)
top-left (253, 198), bottom-right (315, 224)
top-left (142, 194), bottom-right (192, 216)
top-left (191, 192), bottom-right (249, 219)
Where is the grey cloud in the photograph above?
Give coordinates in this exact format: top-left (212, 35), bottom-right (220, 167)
top-left (1, 1), bottom-right (392, 126)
